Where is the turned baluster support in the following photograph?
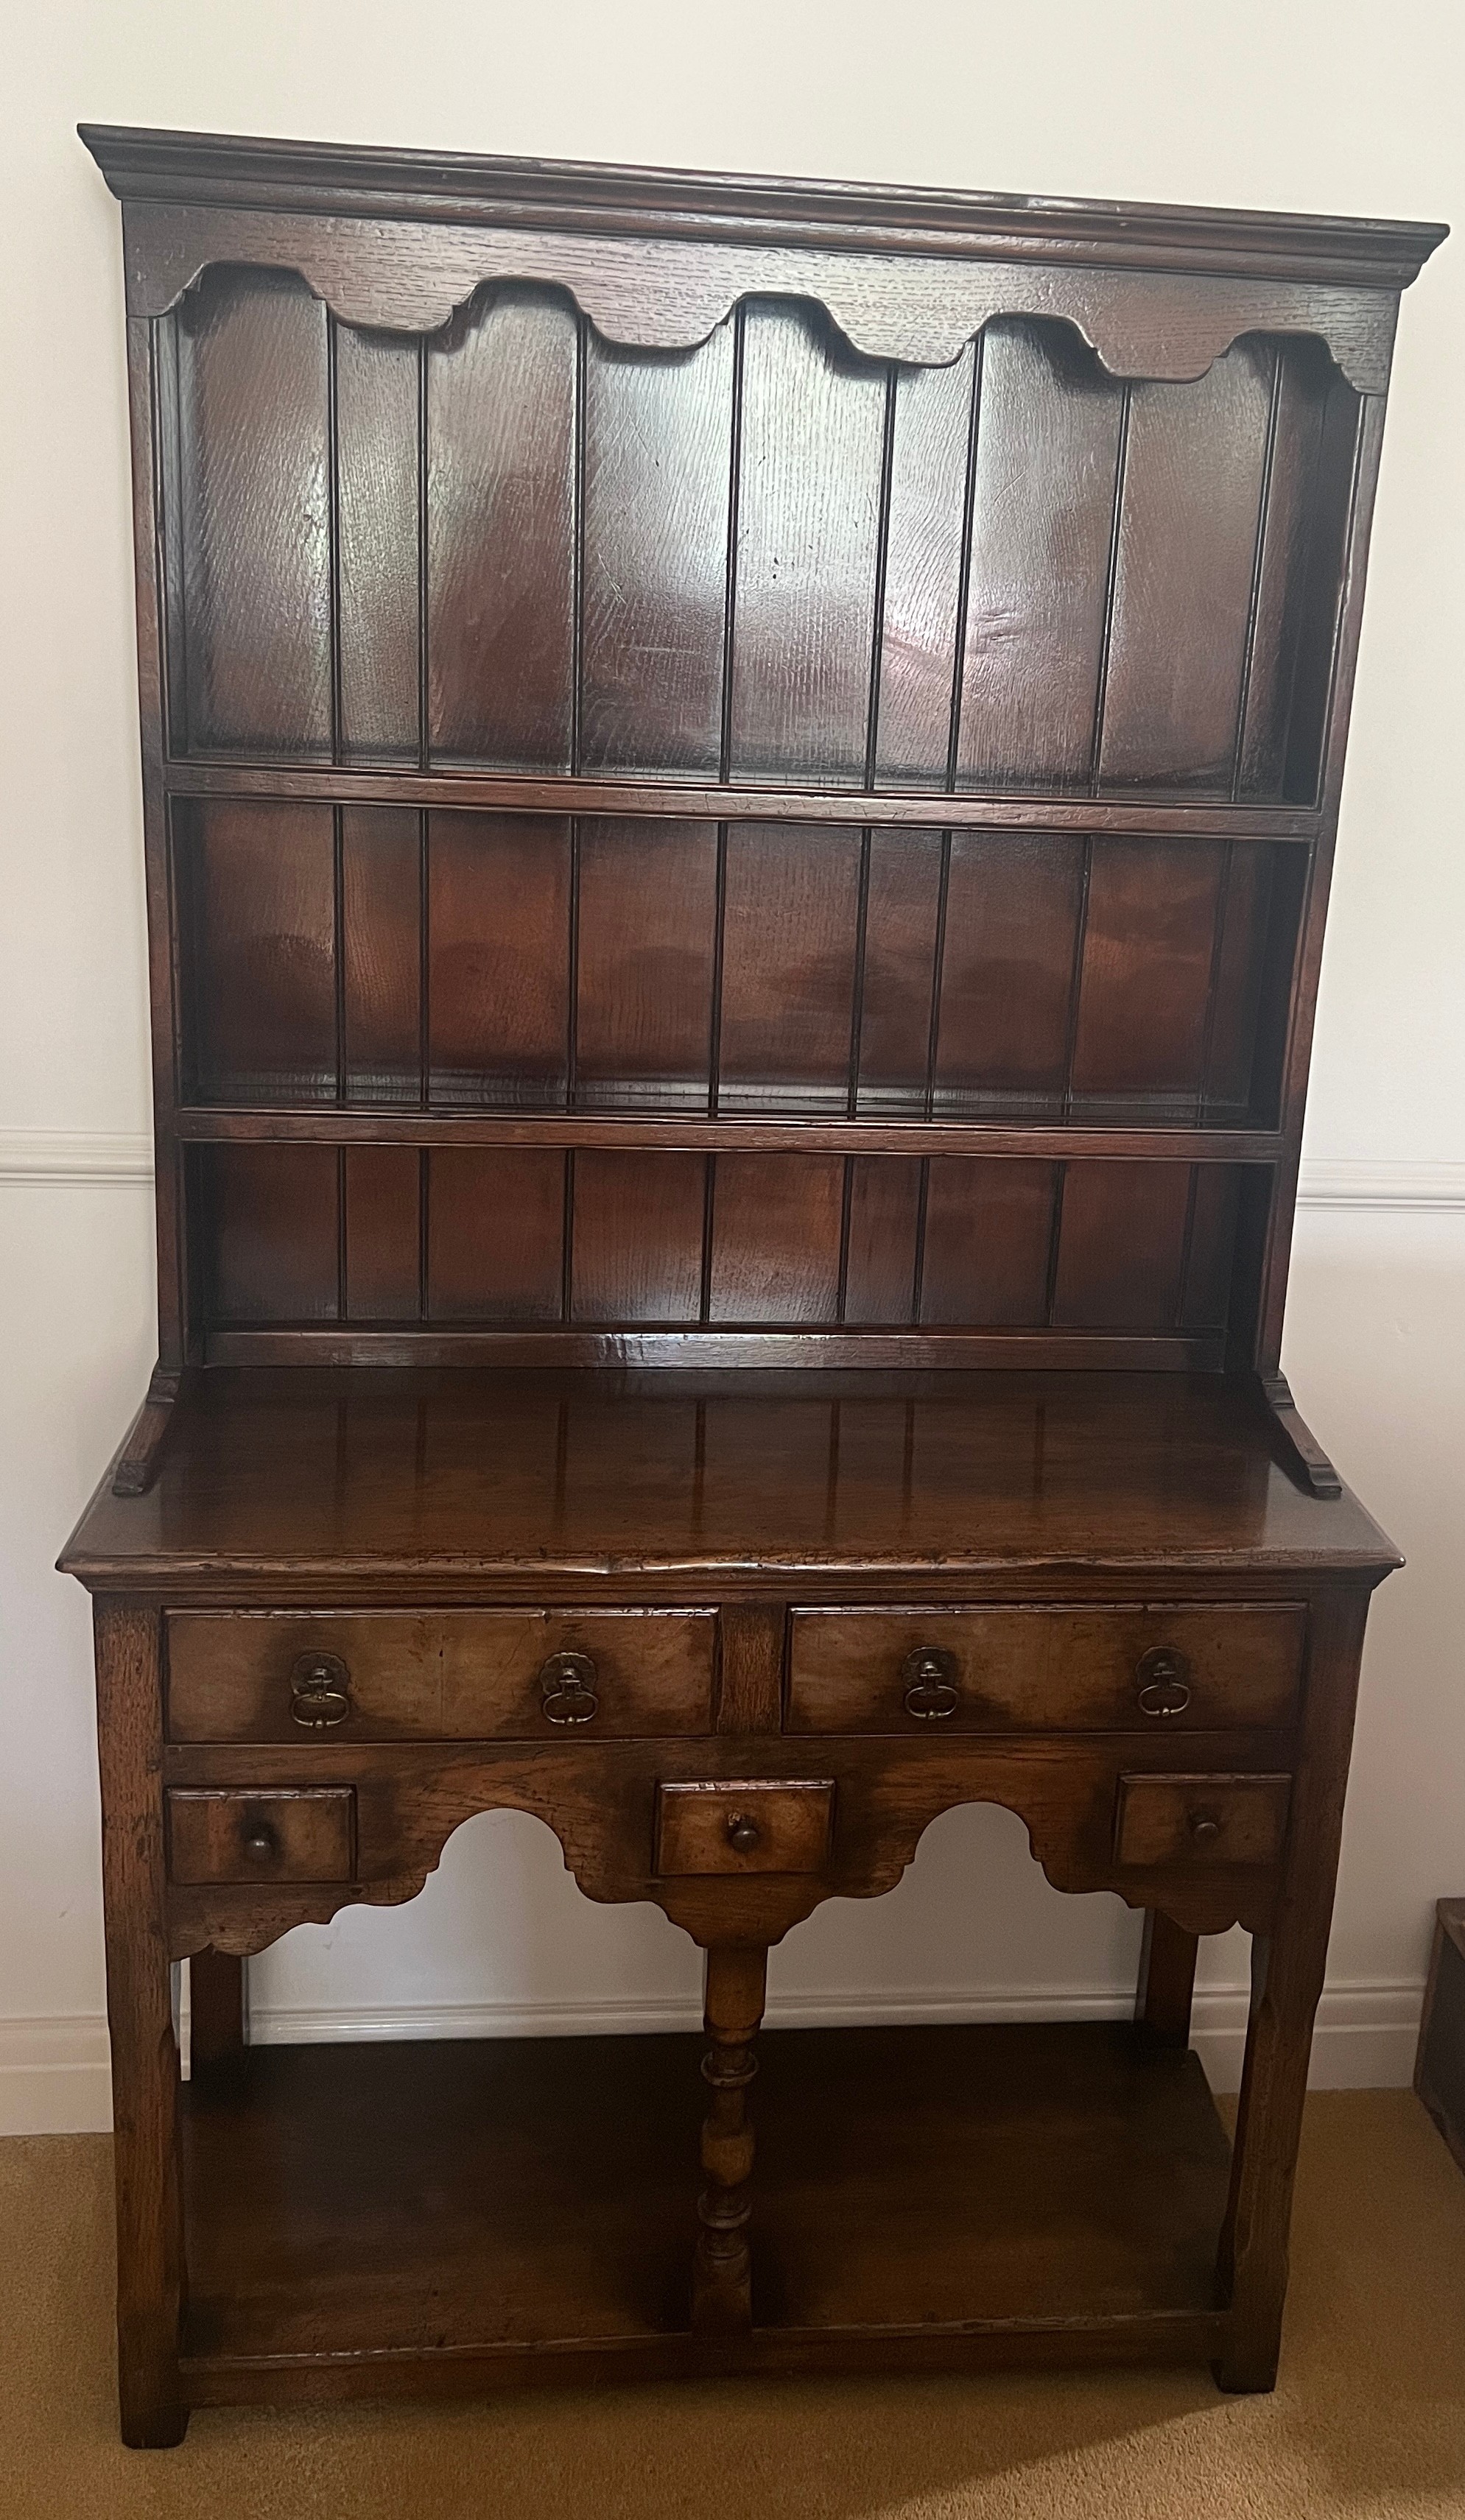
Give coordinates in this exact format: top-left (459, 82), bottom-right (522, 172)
top-left (692, 1943), bottom-right (768, 2333)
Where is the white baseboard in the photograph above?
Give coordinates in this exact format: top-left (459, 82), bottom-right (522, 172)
top-left (1, 1978), bottom-right (1424, 2137)
top-left (0, 2013), bottom-right (114, 2137)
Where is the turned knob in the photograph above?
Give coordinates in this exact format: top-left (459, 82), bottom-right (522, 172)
top-left (726, 1812), bottom-right (762, 1853)
top-left (538, 1650), bottom-right (600, 1726)
top-left (290, 1652), bottom-right (351, 1729)
top-left (901, 1647), bottom-right (960, 1722)
top-left (1187, 1810), bottom-right (1221, 1844)
top-left (243, 1826), bottom-right (277, 1859)
top-left (1135, 1646), bottom-right (1192, 1720)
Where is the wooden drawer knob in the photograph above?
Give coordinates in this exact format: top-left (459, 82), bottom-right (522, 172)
top-left (725, 1812), bottom-right (762, 1853)
top-left (242, 1823), bottom-right (278, 1860)
top-left (901, 1647), bottom-right (960, 1722)
top-left (290, 1653), bottom-right (352, 1730)
top-left (1135, 1647), bottom-right (1192, 1719)
top-left (539, 1650), bottom-right (600, 1726)
top-left (1187, 1809), bottom-right (1221, 1844)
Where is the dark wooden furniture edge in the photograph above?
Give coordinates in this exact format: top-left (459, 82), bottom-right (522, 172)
top-left (110, 1366), bottom-right (186, 1499)
top-left (1414, 1899), bottom-right (1465, 2179)
top-left (1255, 1374), bottom-right (1343, 1500)
top-left (77, 124), bottom-right (1447, 288)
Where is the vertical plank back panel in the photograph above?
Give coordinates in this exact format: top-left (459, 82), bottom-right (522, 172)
top-left (1053, 1162), bottom-right (1193, 1326)
top-left (1069, 840), bottom-right (1226, 1115)
top-left (344, 1145), bottom-right (421, 1319)
top-left (426, 1150), bottom-right (566, 1319)
top-left (580, 330), bottom-right (734, 772)
top-left (177, 272), bottom-right (331, 756)
top-left (575, 820), bottom-right (718, 1110)
top-left (1099, 343), bottom-right (1275, 792)
top-left (728, 305), bottom-right (886, 784)
top-left (958, 323), bottom-right (1125, 789)
top-left (717, 825), bottom-right (862, 1111)
top-left (934, 835), bottom-right (1085, 1115)
top-left (920, 1158), bottom-right (1057, 1325)
top-left (206, 1147), bottom-right (340, 1322)
top-left (570, 1152), bottom-right (706, 1321)
top-left (427, 287), bottom-right (578, 768)
top-left (428, 814), bottom-right (570, 1106)
top-left (709, 1155), bottom-right (845, 1323)
top-left (873, 352), bottom-right (973, 786)
top-left (843, 1158), bottom-right (923, 1323)
top-left (180, 801), bottom-right (336, 1103)
top-left (335, 325), bottom-right (421, 764)
top-left (855, 829), bottom-right (946, 1113)
top-left (341, 806), bottom-right (422, 1105)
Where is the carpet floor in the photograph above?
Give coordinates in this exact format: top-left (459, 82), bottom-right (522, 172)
top-left (3, 2090), bottom-right (1464, 2517)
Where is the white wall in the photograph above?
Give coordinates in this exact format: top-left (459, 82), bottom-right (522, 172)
top-left (1, 0), bottom-right (1461, 2133)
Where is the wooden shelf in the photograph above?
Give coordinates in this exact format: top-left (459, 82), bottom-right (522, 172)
top-left (163, 758), bottom-right (1322, 840)
top-left (175, 1108), bottom-right (1285, 1162)
top-left (178, 2022), bottom-right (1232, 2401)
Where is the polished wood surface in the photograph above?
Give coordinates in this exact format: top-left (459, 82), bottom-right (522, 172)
top-left (63, 1369), bottom-right (1395, 1590)
top-left (165, 1606), bottom-right (718, 1739)
top-left (177, 2024), bottom-right (1233, 2392)
top-left (68, 127), bottom-right (1433, 2440)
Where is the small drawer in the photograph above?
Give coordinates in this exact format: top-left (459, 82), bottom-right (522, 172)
top-left (167, 1788), bottom-right (356, 1885)
top-left (165, 1609), bottom-right (717, 1743)
top-left (786, 1605), bottom-right (1305, 1736)
top-left (1114, 1773), bottom-right (1292, 1869)
top-left (654, 1781), bottom-right (834, 1877)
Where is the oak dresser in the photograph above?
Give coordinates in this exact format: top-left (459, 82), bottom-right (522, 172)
top-left (61, 124), bottom-right (1444, 2443)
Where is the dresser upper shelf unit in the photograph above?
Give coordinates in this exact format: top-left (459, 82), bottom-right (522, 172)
top-left (82, 122), bottom-right (1444, 1474)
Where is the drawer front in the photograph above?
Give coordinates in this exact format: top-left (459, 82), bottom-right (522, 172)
top-left (786, 1605), bottom-right (1305, 1736)
top-left (1114, 1773), bottom-right (1292, 1869)
top-left (166, 1609), bottom-right (717, 1742)
top-left (167, 1787), bottom-right (356, 1885)
top-left (654, 1781), bottom-right (834, 1877)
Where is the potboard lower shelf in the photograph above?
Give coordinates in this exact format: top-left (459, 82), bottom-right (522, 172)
top-left (179, 2021), bottom-right (1232, 2401)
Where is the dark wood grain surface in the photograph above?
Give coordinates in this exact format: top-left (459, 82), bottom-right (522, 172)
top-left (71, 128), bottom-right (1433, 2432)
top-left (62, 1368), bottom-right (1395, 1587)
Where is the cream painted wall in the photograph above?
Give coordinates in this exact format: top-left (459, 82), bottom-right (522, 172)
top-left (1, 0), bottom-right (1461, 2133)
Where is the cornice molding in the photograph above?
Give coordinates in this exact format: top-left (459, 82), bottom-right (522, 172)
top-left (78, 126), bottom-right (1448, 292)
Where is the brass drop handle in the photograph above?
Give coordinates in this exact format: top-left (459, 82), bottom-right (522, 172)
top-left (243, 1824), bottom-right (278, 1860)
top-left (290, 1652), bottom-right (352, 1730)
top-left (539, 1650), bottom-right (600, 1727)
top-left (901, 1647), bottom-right (960, 1722)
top-left (726, 1812), bottom-right (762, 1853)
top-left (1135, 1646), bottom-right (1192, 1720)
top-left (1187, 1809), bottom-right (1221, 1845)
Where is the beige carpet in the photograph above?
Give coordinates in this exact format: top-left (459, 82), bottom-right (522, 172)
top-left (3, 2091), bottom-right (1465, 2518)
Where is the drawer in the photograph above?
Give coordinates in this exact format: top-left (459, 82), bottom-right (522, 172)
top-left (165, 1609), bottom-right (717, 1742)
top-left (1114, 1773), bottom-right (1292, 1869)
top-left (654, 1781), bottom-right (834, 1877)
top-left (786, 1605), bottom-right (1305, 1735)
top-left (167, 1788), bottom-right (356, 1885)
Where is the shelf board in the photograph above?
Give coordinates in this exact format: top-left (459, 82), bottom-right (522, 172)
top-left (179, 2022), bottom-right (1232, 2402)
top-left (174, 1108), bottom-right (1285, 1163)
top-left (164, 757), bottom-right (1321, 840)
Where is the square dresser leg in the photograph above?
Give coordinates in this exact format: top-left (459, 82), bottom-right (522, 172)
top-left (94, 1600), bottom-right (188, 2447)
top-left (1215, 1590), bottom-right (1371, 2392)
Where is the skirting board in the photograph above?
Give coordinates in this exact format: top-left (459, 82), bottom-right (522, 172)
top-left (0, 1978), bottom-right (1427, 2137)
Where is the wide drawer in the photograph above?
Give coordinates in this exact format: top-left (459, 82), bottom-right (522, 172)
top-left (785, 1605), bottom-right (1305, 1736)
top-left (1114, 1773), bottom-right (1292, 1869)
top-left (165, 1609), bottom-right (717, 1742)
top-left (167, 1787), bottom-right (356, 1884)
